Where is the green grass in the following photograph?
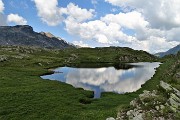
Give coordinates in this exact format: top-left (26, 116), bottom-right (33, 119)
top-left (0, 60), bottom-right (134, 120)
top-left (0, 46), bottom-right (178, 120)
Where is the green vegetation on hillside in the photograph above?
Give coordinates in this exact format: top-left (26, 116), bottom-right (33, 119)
top-left (0, 46), bottom-right (179, 120)
top-left (115, 52), bottom-right (180, 120)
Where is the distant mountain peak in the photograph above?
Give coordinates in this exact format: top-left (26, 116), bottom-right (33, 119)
top-left (0, 25), bottom-right (74, 49)
top-left (155, 44), bottom-right (180, 57)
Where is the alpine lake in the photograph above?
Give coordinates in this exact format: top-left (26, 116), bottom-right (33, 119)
top-left (41, 62), bottom-right (160, 98)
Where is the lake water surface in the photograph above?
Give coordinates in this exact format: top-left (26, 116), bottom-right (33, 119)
top-left (41, 62), bottom-right (160, 98)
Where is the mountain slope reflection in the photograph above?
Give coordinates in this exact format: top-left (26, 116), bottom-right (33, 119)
top-left (41, 62), bottom-right (160, 98)
top-left (65, 63), bottom-right (137, 70)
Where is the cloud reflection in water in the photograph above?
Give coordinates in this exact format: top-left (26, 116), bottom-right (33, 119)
top-left (41, 62), bottom-right (160, 98)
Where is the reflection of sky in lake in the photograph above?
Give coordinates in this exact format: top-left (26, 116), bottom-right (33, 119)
top-left (41, 62), bottom-right (160, 98)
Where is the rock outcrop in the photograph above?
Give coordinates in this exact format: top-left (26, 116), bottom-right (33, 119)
top-left (0, 25), bottom-right (74, 49)
top-left (160, 81), bottom-right (180, 113)
top-left (0, 55), bottom-right (8, 62)
top-left (111, 81), bottom-right (180, 120)
top-left (118, 55), bottom-right (140, 62)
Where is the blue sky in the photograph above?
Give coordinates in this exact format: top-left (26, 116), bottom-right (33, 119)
top-left (3, 0), bottom-right (121, 46)
top-left (0, 0), bottom-right (180, 53)
top-left (3, 0), bottom-right (118, 36)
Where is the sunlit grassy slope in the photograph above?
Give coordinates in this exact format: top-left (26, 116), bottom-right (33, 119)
top-left (0, 46), bottom-right (178, 120)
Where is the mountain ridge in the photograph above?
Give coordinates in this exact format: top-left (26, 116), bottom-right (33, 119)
top-left (0, 25), bottom-right (74, 49)
top-left (155, 44), bottom-right (180, 57)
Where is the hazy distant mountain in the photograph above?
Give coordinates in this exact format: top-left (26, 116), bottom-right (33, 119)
top-left (0, 25), bottom-right (74, 49)
top-left (155, 44), bottom-right (180, 57)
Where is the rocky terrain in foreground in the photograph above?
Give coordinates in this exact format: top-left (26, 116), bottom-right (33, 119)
top-left (116, 81), bottom-right (180, 120)
top-left (107, 81), bottom-right (180, 120)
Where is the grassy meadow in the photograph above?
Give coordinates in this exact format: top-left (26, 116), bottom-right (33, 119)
top-left (0, 46), bottom-right (179, 120)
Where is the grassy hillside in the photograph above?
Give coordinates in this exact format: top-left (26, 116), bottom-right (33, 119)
top-left (0, 46), bottom-right (178, 120)
top-left (116, 52), bottom-right (180, 119)
top-left (62, 47), bottom-right (156, 63)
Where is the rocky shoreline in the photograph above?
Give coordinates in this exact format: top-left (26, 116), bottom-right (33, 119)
top-left (107, 81), bottom-right (180, 120)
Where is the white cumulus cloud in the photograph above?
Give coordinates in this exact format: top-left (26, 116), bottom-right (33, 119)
top-left (64, 18), bottom-right (133, 44)
top-left (0, 0), bottom-right (6, 26)
top-left (61, 3), bottom-right (95, 22)
top-left (32, 0), bottom-right (180, 53)
top-left (33, 0), bottom-right (95, 26)
top-left (105, 0), bottom-right (180, 30)
top-left (101, 11), bottom-right (149, 31)
top-left (73, 41), bottom-right (89, 47)
top-left (0, 0), bottom-right (4, 13)
top-left (104, 0), bottom-right (180, 53)
top-left (7, 14), bottom-right (27, 25)
top-left (33, 0), bottom-right (63, 26)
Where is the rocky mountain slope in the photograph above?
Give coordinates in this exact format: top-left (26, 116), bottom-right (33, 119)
top-left (0, 25), bottom-right (74, 49)
top-left (155, 44), bottom-right (180, 57)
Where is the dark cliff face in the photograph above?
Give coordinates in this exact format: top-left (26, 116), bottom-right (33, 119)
top-left (0, 25), bottom-right (74, 49)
